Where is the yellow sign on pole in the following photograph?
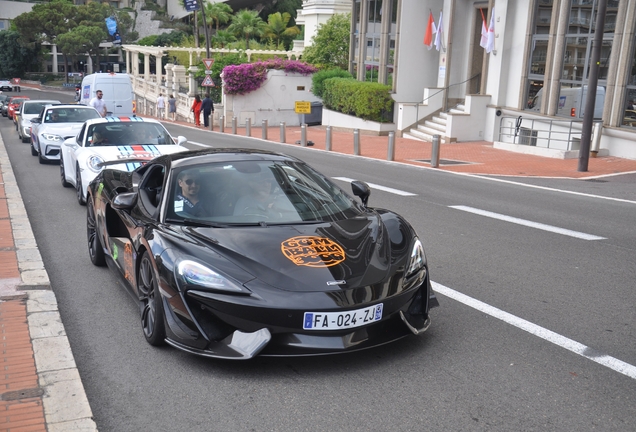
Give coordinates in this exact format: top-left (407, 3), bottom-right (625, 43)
top-left (295, 101), bottom-right (311, 114)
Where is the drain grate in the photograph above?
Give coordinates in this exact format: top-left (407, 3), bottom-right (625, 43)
top-left (413, 159), bottom-right (472, 166)
top-left (584, 179), bottom-right (608, 183)
top-left (1, 388), bottom-right (44, 401)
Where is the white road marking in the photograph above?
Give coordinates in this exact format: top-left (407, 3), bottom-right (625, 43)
top-left (332, 177), bottom-right (417, 196)
top-left (450, 205), bottom-right (606, 240)
top-left (432, 282), bottom-right (636, 380)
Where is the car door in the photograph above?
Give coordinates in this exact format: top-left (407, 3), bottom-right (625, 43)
top-left (63, 123), bottom-right (87, 185)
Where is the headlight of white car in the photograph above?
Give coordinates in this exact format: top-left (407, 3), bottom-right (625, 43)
top-left (87, 155), bottom-right (105, 173)
top-left (41, 133), bottom-right (64, 142)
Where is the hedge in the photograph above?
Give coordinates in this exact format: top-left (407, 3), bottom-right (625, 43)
top-left (311, 68), bottom-right (353, 98)
top-left (322, 78), bottom-right (393, 122)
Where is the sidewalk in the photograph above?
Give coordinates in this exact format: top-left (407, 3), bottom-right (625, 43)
top-left (2, 101), bottom-right (636, 431)
top-left (0, 133), bottom-right (96, 431)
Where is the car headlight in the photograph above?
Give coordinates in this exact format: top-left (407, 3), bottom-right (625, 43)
top-left (87, 155), bottom-right (105, 173)
top-left (42, 133), bottom-right (64, 142)
top-left (177, 260), bottom-right (247, 293)
top-left (405, 238), bottom-right (426, 279)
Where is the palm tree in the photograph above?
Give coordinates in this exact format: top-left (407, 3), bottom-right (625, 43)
top-left (227, 9), bottom-right (267, 47)
top-left (205, 2), bottom-right (233, 33)
top-left (211, 30), bottom-right (236, 48)
top-left (263, 12), bottom-right (300, 49)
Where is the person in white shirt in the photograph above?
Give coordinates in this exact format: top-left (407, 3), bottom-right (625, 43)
top-left (89, 90), bottom-right (107, 117)
top-left (157, 94), bottom-right (166, 119)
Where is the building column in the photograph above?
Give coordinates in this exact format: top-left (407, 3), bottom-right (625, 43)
top-left (188, 66), bottom-right (199, 96)
top-left (52, 44), bottom-right (59, 74)
top-left (144, 53), bottom-right (150, 82)
top-left (356, 0), bottom-right (369, 81)
top-left (164, 63), bottom-right (174, 94)
top-left (378, 0), bottom-right (392, 84)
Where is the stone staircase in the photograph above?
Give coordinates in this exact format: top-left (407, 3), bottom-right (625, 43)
top-left (403, 103), bottom-right (467, 143)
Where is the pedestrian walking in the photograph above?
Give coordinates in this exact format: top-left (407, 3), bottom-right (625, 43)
top-left (191, 94), bottom-right (202, 127)
top-left (168, 94), bottom-right (177, 121)
top-left (201, 93), bottom-right (214, 128)
top-left (156, 93), bottom-right (166, 119)
top-left (89, 90), bottom-right (107, 117)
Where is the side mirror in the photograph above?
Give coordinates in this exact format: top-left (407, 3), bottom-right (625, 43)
top-left (112, 192), bottom-right (138, 210)
top-left (176, 136), bottom-right (187, 146)
top-left (31, 118), bottom-right (41, 124)
top-left (351, 180), bottom-right (370, 207)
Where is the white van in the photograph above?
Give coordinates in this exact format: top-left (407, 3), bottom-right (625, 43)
top-left (529, 86), bottom-right (605, 119)
top-left (79, 73), bottom-right (135, 117)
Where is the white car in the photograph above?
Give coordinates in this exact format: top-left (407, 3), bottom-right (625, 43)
top-left (60, 116), bottom-right (188, 205)
top-left (16, 100), bottom-right (61, 143)
top-left (31, 105), bottom-right (102, 164)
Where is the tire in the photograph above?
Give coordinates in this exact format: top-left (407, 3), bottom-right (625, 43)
top-left (86, 196), bottom-right (106, 266)
top-left (76, 165), bottom-right (86, 205)
top-left (138, 251), bottom-right (166, 346)
top-left (38, 149), bottom-right (47, 164)
top-left (60, 157), bottom-right (72, 188)
top-left (31, 141), bottom-right (38, 156)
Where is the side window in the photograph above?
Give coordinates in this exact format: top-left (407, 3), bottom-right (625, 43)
top-left (77, 124), bottom-right (87, 145)
top-left (138, 165), bottom-right (166, 216)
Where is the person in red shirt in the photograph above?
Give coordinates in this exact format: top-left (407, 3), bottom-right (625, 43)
top-left (191, 94), bottom-right (202, 126)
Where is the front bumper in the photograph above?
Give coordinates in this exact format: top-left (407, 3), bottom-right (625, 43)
top-left (39, 143), bottom-right (61, 160)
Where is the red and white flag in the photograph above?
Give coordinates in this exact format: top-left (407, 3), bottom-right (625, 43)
top-left (479, 9), bottom-right (488, 49)
top-left (486, 7), bottom-right (496, 53)
top-left (424, 12), bottom-right (434, 50)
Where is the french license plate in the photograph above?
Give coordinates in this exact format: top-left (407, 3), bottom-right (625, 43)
top-left (303, 304), bottom-right (383, 330)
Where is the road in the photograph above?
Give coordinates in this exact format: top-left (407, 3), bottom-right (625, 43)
top-left (3, 88), bottom-right (636, 431)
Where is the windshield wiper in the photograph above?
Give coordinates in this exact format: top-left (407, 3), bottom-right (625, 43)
top-left (165, 217), bottom-right (230, 228)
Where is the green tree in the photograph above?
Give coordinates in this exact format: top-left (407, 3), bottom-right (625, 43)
top-left (56, 25), bottom-right (107, 77)
top-left (211, 30), bottom-right (236, 48)
top-left (205, 2), bottom-right (233, 33)
top-left (0, 30), bottom-right (40, 77)
top-left (258, 0), bottom-right (302, 25)
top-left (13, 0), bottom-right (78, 45)
top-left (227, 9), bottom-right (267, 47)
top-left (302, 13), bottom-right (351, 70)
top-left (263, 12), bottom-right (300, 49)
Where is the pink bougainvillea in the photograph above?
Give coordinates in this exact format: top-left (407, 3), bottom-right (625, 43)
top-left (223, 59), bottom-right (317, 95)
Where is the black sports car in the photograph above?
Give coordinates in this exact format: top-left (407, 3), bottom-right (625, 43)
top-left (86, 148), bottom-right (439, 359)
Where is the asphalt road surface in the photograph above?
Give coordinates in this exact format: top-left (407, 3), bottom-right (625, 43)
top-left (3, 88), bottom-right (636, 431)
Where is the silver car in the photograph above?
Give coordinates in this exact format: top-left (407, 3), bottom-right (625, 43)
top-left (30, 105), bottom-right (101, 164)
top-left (16, 100), bottom-right (61, 143)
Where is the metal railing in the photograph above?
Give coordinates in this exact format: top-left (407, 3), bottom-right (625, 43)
top-left (498, 116), bottom-right (601, 151)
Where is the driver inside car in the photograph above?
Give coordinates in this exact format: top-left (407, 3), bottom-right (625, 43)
top-left (174, 169), bottom-right (212, 217)
top-left (233, 170), bottom-right (294, 218)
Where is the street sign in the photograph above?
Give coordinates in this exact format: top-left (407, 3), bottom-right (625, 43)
top-left (201, 75), bottom-right (215, 87)
top-left (184, 0), bottom-right (200, 12)
top-left (202, 58), bottom-right (214, 70)
top-left (295, 101), bottom-right (311, 114)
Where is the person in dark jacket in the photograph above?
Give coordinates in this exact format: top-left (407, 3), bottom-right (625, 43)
top-left (201, 93), bottom-right (214, 128)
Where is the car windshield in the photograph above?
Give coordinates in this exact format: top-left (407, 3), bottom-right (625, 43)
top-left (45, 107), bottom-right (100, 123)
top-left (24, 102), bottom-right (55, 115)
top-left (86, 122), bottom-right (174, 146)
top-left (165, 160), bottom-right (363, 225)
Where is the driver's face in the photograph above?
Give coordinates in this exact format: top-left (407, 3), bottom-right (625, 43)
top-left (179, 175), bottom-right (200, 198)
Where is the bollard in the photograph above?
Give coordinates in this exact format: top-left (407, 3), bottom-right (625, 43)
top-left (246, 118), bottom-right (251, 137)
top-left (301, 124), bottom-right (307, 147)
top-left (353, 129), bottom-right (360, 155)
top-left (325, 126), bottom-right (332, 151)
top-left (431, 134), bottom-right (441, 168)
top-left (209, 114), bottom-right (214, 131)
top-left (280, 122), bottom-right (286, 143)
top-left (219, 116), bottom-right (224, 133)
top-left (232, 117), bottom-right (237, 135)
top-left (387, 132), bottom-right (395, 161)
top-left (262, 120), bottom-right (268, 140)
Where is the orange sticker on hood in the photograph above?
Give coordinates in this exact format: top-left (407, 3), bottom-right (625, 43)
top-left (281, 236), bottom-right (345, 267)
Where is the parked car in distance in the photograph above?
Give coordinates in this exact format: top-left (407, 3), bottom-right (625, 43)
top-left (5, 96), bottom-right (30, 119)
top-left (0, 79), bottom-right (12, 91)
top-left (0, 94), bottom-right (9, 113)
top-left (30, 104), bottom-right (101, 164)
top-left (16, 100), bottom-right (61, 143)
top-left (60, 116), bottom-right (188, 205)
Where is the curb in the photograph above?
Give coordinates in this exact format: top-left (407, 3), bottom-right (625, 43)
top-left (0, 133), bottom-right (97, 430)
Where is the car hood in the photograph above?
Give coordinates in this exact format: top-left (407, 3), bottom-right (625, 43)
top-left (82, 145), bottom-right (187, 170)
top-left (37, 123), bottom-right (84, 137)
top-left (183, 214), bottom-right (398, 292)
